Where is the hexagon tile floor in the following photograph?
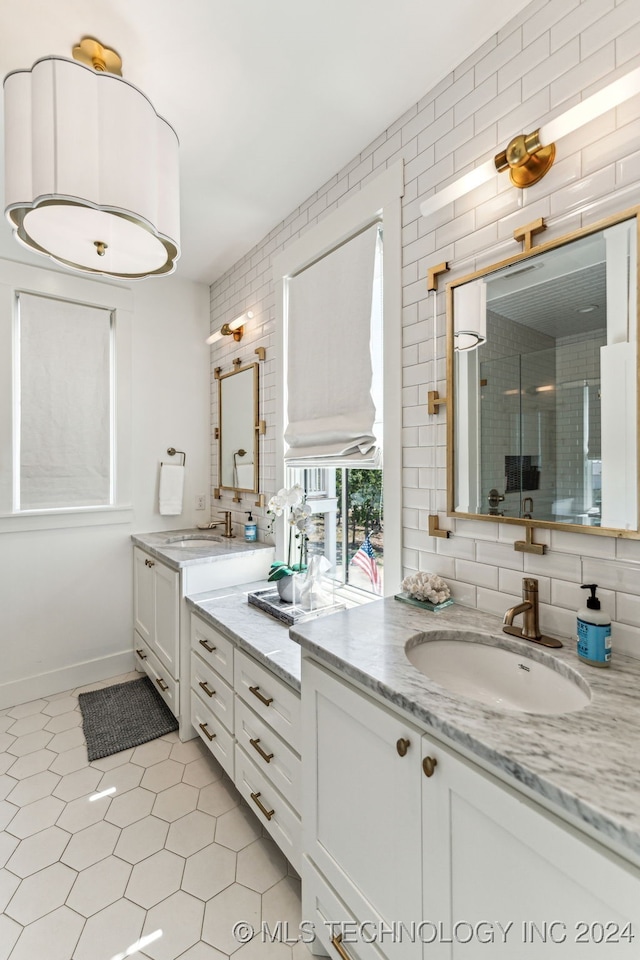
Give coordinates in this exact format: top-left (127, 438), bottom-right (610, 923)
top-left (0, 672), bottom-right (319, 960)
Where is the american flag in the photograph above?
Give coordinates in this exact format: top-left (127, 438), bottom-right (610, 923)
top-left (350, 534), bottom-right (382, 594)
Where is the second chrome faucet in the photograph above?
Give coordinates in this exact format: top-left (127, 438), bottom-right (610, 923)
top-left (503, 577), bottom-right (563, 648)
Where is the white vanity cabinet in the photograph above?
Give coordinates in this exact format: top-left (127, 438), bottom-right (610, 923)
top-left (302, 657), bottom-right (640, 960)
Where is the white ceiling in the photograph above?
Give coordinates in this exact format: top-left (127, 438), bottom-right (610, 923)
top-left (0, 0), bottom-right (532, 285)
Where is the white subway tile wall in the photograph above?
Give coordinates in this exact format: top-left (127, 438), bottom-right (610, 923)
top-left (209, 0), bottom-right (640, 658)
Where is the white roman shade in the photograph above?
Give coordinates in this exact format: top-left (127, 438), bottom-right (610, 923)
top-left (284, 222), bottom-right (380, 466)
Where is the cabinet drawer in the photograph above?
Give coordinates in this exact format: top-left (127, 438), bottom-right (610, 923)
top-left (235, 697), bottom-right (301, 813)
top-left (302, 861), bottom-right (386, 960)
top-left (191, 694), bottom-right (234, 780)
top-left (235, 649), bottom-right (301, 753)
top-left (190, 614), bottom-right (233, 684)
top-left (234, 744), bottom-right (301, 873)
top-left (190, 652), bottom-right (234, 734)
top-left (133, 631), bottom-right (179, 718)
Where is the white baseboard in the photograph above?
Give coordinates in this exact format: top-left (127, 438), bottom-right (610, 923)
top-left (0, 650), bottom-right (136, 711)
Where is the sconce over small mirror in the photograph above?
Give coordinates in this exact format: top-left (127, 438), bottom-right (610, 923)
top-left (218, 362), bottom-right (259, 494)
top-left (447, 207), bottom-right (639, 537)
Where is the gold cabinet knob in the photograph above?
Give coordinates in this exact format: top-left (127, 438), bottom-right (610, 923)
top-left (423, 756), bottom-right (438, 778)
top-left (396, 737), bottom-right (410, 757)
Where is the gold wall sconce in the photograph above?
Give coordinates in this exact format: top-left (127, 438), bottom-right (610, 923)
top-left (420, 65), bottom-right (640, 217)
top-left (206, 311), bottom-right (254, 345)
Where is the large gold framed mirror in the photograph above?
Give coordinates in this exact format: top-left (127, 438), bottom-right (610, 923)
top-left (218, 362), bottom-right (259, 494)
top-left (447, 206), bottom-right (639, 537)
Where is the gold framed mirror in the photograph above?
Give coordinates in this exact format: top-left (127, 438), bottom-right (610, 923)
top-left (447, 206), bottom-right (639, 537)
top-left (218, 362), bottom-right (259, 494)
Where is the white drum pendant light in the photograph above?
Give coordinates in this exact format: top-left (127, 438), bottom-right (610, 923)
top-left (3, 38), bottom-right (180, 279)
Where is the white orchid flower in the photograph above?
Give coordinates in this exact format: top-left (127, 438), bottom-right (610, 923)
top-left (285, 484), bottom-right (304, 506)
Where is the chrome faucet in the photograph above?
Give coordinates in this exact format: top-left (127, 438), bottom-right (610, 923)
top-left (204, 511), bottom-right (235, 538)
top-left (503, 577), bottom-right (562, 648)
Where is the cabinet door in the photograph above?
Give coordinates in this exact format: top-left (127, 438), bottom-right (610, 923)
top-left (133, 548), bottom-right (154, 644)
top-left (421, 735), bottom-right (640, 959)
top-left (303, 658), bottom-right (423, 960)
top-left (152, 559), bottom-right (180, 677)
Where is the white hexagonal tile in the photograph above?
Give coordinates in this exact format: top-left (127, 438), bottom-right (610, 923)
top-left (60, 819), bottom-right (120, 870)
top-left (197, 777), bottom-right (242, 817)
top-left (105, 786), bottom-right (155, 827)
top-left (67, 854), bottom-right (132, 917)
top-left (7, 699), bottom-right (47, 720)
top-left (73, 897), bottom-right (146, 960)
top-left (44, 710), bottom-right (82, 734)
top-left (96, 761), bottom-right (143, 796)
top-left (183, 755), bottom-right (224, 788)
top-left (47, 726), bottom-right (86, 754)
top-left (130, 739), bottom-right (173, 768)
top-left (52, 765), bottom-right (102, 802)
top-left (6, 770), bottom-right (60, 807)
top-left (0, 715), bottom-right (13, 733)
top-left (42, 696), bottom-right (78, 717)
top-left (202, 883), bottom-right (261, 955)
top-left (153, 783), bottom-right (199, 822)
top-left (113, 815), bottom-right (169, 864)
top-left (0, 867), bottom-right (20, 912)
top-left (178, 944), bottom-right (228, 960)
top-left (166, 809), bottom-right (216, 857)
top-left (6, 795), bottom-right (64, 839)
top-left (56, 792), bottom-right (112, 833)
top-left (7, 713), bottom-right (49, 737)
top-left (181, 841), bottom-right (236, 901)
top-left (0, 732), bottom-right (16, 752)
top-left (0, 752), bottom-right (16, 775)
top-left (6, 730), bottom-right (53, 757)
top-left (8, 905), bottom-right (84, 960)
top-left (6, 748), bottom-right (55, 780)
top-left (261, 875), bottom-right (302, 933)
top-left (234, 936), bottom-right (294, 959)
top-left (5, 861), bottom-right (76, 925)
top-left (0, 774), bottom-right (17, 801)
top-left (125, 848), bottom-right (185, 908)
top-left (169, 738), bottom-right (208, 764)
top-left (236, 837), bottom-right (287, 893)
top-left (90, 747), bottom-right (135, 772)
top-left (5, 825), bottom-right (70, 877)
top-left (140, 758), bottom-right (185, 793)
top-left (0, 800), bottom-right (18, 830)
top-left (141, 890), bottom-right (204, 960)
top-left (0, 831), bottom-right (19, 869)
top-left (50, 745), bottom-right (88, 776)
top-left (215, 805), bottom-right (262, 851)
top-left (0, 914), bottom-right (22, 958)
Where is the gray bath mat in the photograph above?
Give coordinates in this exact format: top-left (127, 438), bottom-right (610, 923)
top-left (78, 676), bottom-right (178, 761)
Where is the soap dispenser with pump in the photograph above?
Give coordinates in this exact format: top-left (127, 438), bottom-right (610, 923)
top-left (576, 583), bottom-right (611, 667)
top-left (244, 511), bottom-right (257, 542)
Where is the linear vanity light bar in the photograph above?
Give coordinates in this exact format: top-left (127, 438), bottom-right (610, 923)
top-left (206, 310), bottom-right (254, 345)
top-left (420, 65), bottom-right (640, 219)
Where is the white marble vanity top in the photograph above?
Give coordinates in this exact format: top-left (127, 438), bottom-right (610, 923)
top-left (292, 598), bottom-right (640, 865)
top-left (186, 584), bottom-right (301, 691)
top-left (131, 528), bottom-right (273, 571)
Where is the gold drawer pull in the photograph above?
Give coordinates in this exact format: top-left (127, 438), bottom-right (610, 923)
top-left (423, 756), bottom-right (438, 778)
top-left (249, 685), bottom-right (273, 707)
top-left (199, 638), bottom-right (216, 653)
top-left (396, 737), bottom-right (410, 757)
top-left (144, 558), bottom-right (155, 567)
top-left (155, 677), bottom-right (169, 692)
top-left (331, 933), bottom-right (353, 960)
top-left (198, 680), bottom-right (215, 698)
top-left (249, 737), bottom-right (274, 763)
top-left (250, 791), bottom-right (274, 821)
top-left (135, 648), bottom-right (147, 660)
top-left (199, 722), bottom-right (216, 742)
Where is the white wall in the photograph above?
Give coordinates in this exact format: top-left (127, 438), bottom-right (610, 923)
top-left (209, 0), bottom-right (640, 659)
top-left (0, 258), bottom-right (210, 708)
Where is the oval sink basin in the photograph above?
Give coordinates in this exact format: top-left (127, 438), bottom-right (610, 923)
top-left (406, 633), bottom-right (590, 715)
top-left (164, 535), bottom-right (222, 547)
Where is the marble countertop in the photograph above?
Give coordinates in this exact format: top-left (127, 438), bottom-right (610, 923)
top-left (292, 598), bottom-right (640, 865)
top-left (131, 528), bottom-right (273, 571)
top-left (186, 583), bottom-right (301, 691)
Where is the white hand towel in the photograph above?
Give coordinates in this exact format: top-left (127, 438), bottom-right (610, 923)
top-left (159, 464), bottom-right (185, 515)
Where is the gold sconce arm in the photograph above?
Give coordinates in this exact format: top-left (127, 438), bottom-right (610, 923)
top-left (495, 129), bottom-right (556, 188)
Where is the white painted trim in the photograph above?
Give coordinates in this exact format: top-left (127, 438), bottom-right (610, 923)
top-left (273, 160), bottom-right (405, 593)
top-left (0, 649), bottom-right (136, 710)
top-left (0, 506), bottom-right (134, 534)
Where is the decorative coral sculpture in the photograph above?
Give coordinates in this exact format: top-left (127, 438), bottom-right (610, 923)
top-left (402, 572), bottom-right (451, 605)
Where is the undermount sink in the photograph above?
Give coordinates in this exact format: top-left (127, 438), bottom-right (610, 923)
top-left (406, 632), bottom-right (591, 715)
top-left (164, 535), bottom-right (222, 547)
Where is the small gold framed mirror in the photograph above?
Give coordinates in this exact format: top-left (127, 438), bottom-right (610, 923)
top-left (218, 362), bottom-right (259, 494)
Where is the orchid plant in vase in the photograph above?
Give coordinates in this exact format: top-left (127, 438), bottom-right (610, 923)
top-left (266, 484), bottom-right (314, 586)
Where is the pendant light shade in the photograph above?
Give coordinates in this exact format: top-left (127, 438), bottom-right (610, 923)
top-left (3, 53), bottom-right (180, 279)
